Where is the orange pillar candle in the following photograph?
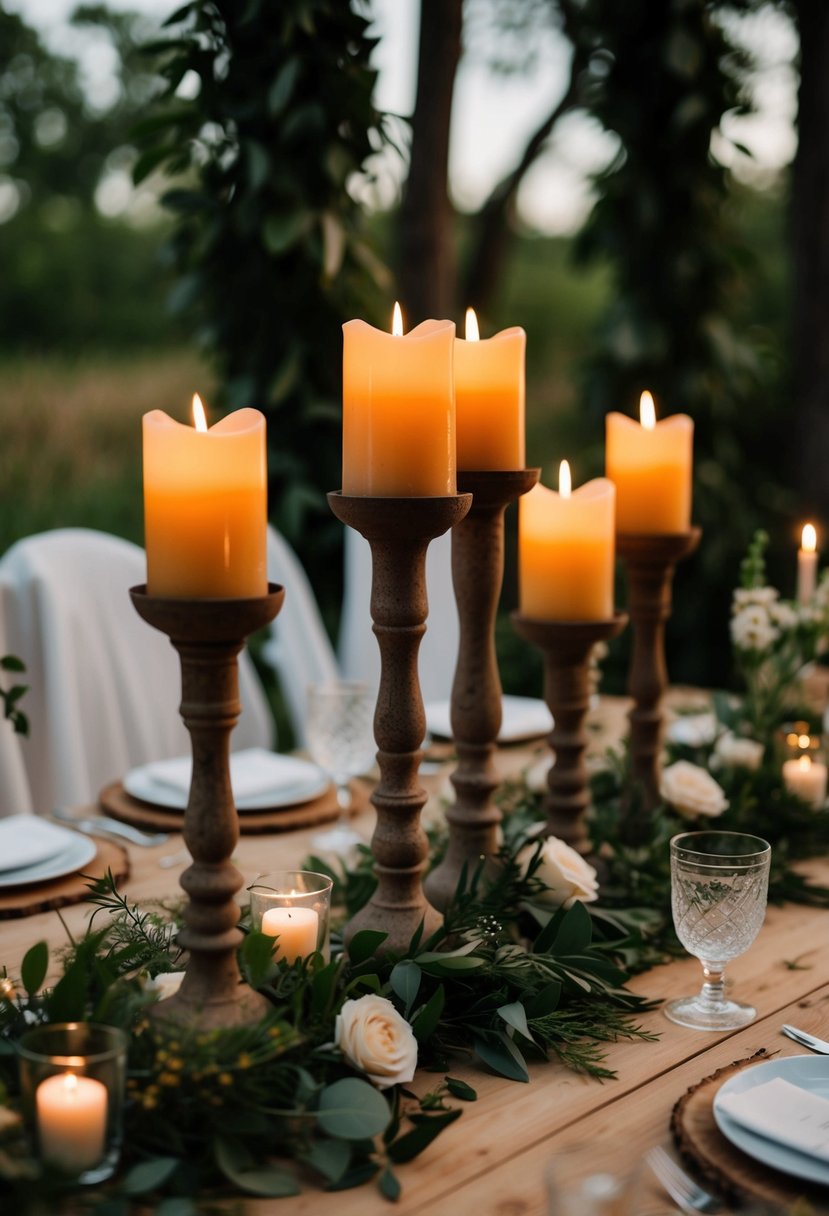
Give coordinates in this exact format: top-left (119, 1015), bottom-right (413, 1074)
top-left (606, 391), bottom-right (693, 533)
top-left (261, 906), bottom-right (319, 963)
top-left (519, 461), bottom-right (615, 621)
top-left (143, 396), bottom-right (267, 598)
top-left (454, 308), bottom-right (525, 470)
top-left (342, 305), bottom-right (456, 496)
top-left (798, 523), bottom-right (818, 605)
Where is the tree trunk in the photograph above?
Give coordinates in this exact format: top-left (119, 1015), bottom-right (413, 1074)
top-left (398, 0), bottom-right (462, 324)
top-left (791, 0), bottom-right (829, 520)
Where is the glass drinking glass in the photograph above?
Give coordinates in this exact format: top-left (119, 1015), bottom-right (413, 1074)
top-left (665, 831), bottom-right (771, 1031)
top-left (306, 680), bottom-right (376, 854)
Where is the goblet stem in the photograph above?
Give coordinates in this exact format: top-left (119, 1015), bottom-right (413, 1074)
top-left (698, 962), bottom-right (726, 1010)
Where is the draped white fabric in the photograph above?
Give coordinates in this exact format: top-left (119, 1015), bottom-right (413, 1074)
top-left (0, 529), bottom-right (273, 813)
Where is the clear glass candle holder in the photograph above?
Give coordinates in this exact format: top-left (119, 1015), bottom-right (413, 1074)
top-left (779, 719), bottom-right (822, 761)
top-left (18, 1022), bottom-right (129, 1184)
top-left (249, 870), bottom-right (334, 963)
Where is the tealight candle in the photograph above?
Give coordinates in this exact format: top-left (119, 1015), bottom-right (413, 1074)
top-left (606, 391), bottom-right (693, 533)
top-left (782, 754), bottom-right (828, 809)
top-left (454, 308), bottom-right (525, 470)
top-left (798, 523), bottom-right (818, 605)
top-left (261, 906), bottom-right (319, 963)
top-left (36, 1071), bottom-right (108, 1173)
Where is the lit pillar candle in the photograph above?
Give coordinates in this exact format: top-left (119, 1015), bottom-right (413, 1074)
top-left (342, 304), bottom-right (456, 496)
top-left (36, 1071), bottom-right (107, 1172)
top-left (454, 308), bottom-right (525, 470)
top-left (519, 461), bottom-right (615, 621)
top-left (782, 754), bottom-right (828, 809)
top-left (798, 523), bottom-right (818, 605)
top-left (261, 906), bottom-right (319, 963)
top-left (143, 395), bottom-right (267, 598)
top-left (606, 391), bottom-right (693, 533)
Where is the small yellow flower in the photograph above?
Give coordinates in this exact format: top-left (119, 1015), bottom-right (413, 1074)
top-left (218, 1072), bottom-right (233, 1086)
top-left (167, 1057), bottom-right (184, 1072)
top-left (237, 1053), bottom-right (252, 1069)
top-left (0, 977), bottom-right (17, 1002)
top-left (158, 1072), bottom-right (179, 1087)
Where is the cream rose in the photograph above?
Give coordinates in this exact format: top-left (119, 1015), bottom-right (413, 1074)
top-left (521, 834), bottom-right (599, 907)
top-left (713, 731), bottom-right (764, 772)
top-left (660, 760), bottom-right (728, 819)
top-left (335, 994), bottom-right (418, 1090)
top-left (145, 970), bottom-right (186, 1000)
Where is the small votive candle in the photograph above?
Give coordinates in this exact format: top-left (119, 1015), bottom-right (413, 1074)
top-left (37, 1071), bottom-right (107, 1172)
top-left (249, 870), bottom-right (334, 963)
top-left (783, 754), bottom-right (828, 809)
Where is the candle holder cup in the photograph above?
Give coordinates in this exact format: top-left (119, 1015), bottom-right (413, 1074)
top-left (617, 530), bottom-right (701, 810)
top-left (249, 870), bottom-right (334, 963)
top-left (328, 491), bottom-right (472, 954)
top-left (18, 1022), bottom-right (129, 1184)
top-left (511, 613), bottom-right (628, 853)
top-left (130, 583), bottom-right (284, 1030)
top-left (424, 468), bottom-right (539, 912)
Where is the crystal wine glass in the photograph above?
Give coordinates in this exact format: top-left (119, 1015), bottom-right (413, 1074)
top-left (306, 681), bottom-right (376, 855)
top-left (666, 830), bottom-right (771, 1031)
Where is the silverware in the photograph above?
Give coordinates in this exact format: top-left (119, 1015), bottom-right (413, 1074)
top-left (51, 808), bottom-right (169, 848)
top-left (645, 1146), bottom-right (722, 1214)
top-left (781, 1023), bottom-right (829, 1054)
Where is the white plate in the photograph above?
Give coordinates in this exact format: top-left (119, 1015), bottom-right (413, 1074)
top-left (0, 833), bottom-right (97, 890)
top-left (0, 816), bottom-right (78, 873)
top-left (713, 1055), bottom-right (829, 1186)
top-left (425, 695), bottom-right (553, 744)
top-left (123, 758), bottom-right (329, 811)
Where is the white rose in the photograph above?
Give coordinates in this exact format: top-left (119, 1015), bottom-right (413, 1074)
top-left (520, 835), bottom-right (599, 907)
top-left (145, 970), bottom-right (186, 1000)
top-left (660, 760), bottom-right (728, 819)
top-left (713, 731), bottom-right (764, 772)
top-left (335, 994), bottom-right (417, 1090)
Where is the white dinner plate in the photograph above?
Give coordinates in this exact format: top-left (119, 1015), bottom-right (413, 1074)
top-left (425, 695), bottom-right (553, 744)
top-left (123, 758), bottom-right (329, 811)
top-left (0, 833), bottom-right (97, 890)
top-left (0, 816), bottom-right (78, 873)
top-left (713, 1055), bottom-right (829, 1186)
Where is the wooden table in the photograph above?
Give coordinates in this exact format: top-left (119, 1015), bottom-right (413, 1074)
top-left (4, 697), bottom-right (829, 1215)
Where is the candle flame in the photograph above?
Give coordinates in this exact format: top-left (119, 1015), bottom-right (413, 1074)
top-left (639, 391), bottom-right (656, 430)
top-left (62, 1073), bottom-right (79, 1094)
top-left (559, 460), bottom-right (572, 499)
top-left (802, 523), bottom-right (817, 553)
top-left (465, 307), bottom-right (480, 341)
top-left (799, 754), bottom-right (812, 772)
top-left (392, 301), bottom-right (404, 337)
top-left (192, 393), bottom-right (208, 432)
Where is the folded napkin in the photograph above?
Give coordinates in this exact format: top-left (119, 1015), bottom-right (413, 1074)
top-left (0, 815), bottom-right (77, 873)
top-left (143, 748), bottom-right (319, 799)
top-left (717, 1076), bottom-right (829, 1162)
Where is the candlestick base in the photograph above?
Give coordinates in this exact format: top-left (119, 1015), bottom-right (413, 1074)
top-left (424, 468), bottom-right (539, 912)
top-left (328, 492), bottom-right (472, 954)
top-left (617, 529), bottom-right (701, 811)
top-left (511, 613), bottom-right (627, 853)
top-left (130, 583), bottom-right (284, 1030)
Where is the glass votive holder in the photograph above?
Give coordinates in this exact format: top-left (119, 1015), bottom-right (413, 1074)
top-left (780, 719), bottom-right (822, 761)
top-left (17, 1022), bottom-right (129, 1184)
top-left (249, 870), bottom-right (334, 963)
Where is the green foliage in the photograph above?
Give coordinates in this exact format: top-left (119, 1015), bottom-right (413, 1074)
top-left (137, 0), bottom-right (392, 619)
top-left (0, 655), bottom-right (27, 736)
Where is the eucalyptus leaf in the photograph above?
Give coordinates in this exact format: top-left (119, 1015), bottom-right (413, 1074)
top-left (315, 1078), bottom-right (391, 1140)
top-left (300, 1139), bottom-right (351, 1183)
top-left (445, 1076), bottom-right (477, 1101)
top-left (497, 1001), bottom-right (534, 1043)
top-left (386, 1109), bottom-right (461, 1163)
top-left (121, 1157), bottom-right (180, 1196)
top-left (347, 929), bottom-right (387, 965)
top-left (410, 983), bottom-right (444, 1043)
top-left (379, 1164), bottom-right (401, 1201)
top-left (214, 1138), bottom-right (299, 1197)
top-left (325, 1161), bottom-right (379, 1191)
top-left (20, 941), bottom-right (48, 997)
top-left (0, 656), bottom-right (25, 672)
top-left (240, 930), bottom-right (276, 989)
top-left (389, 960), bottom-right (421, 1014)
top-left (474, 1033), bottom-right (529, 1083)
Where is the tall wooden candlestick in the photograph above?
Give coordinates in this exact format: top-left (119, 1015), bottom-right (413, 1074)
top-left (328, 492), bottom-right (471, 954)
top-left (617, 529), bottom-right (701, 809)
top-left (511, 613), bottom-right (627, 853)
top-left (425, 468), bottom-right (538, 911)
top-left (130, 584), bottom-right (283, 1029)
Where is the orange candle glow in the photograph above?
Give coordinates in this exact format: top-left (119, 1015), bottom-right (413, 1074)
top-left (519, 461), bottom-right (615, 621)
top-left (605, 391), bottom-right (693, 533)
top-left (798, 523), bottom-right (818, 605)
top-left (454, 308), bottom-right (525, 470)
top-left (342, 305), bottom-right (456, 496)
top-left (143, 395), bottom-right (267, 598)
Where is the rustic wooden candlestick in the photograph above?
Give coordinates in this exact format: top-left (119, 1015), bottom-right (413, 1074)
top-left (617, 529), bottom-right (701, 809)
top-left (424, 468), bottom-right (539, 912)
top-left (130, 583), bottom-right (284, 1030)
top-left (328, 492), bottom-right (471, 953)
top-left (511, 613), bottom-right (627, 853)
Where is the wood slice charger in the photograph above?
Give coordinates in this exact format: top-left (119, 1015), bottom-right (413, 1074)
top-left (0, 839), bottom-right (129, 920)
top-left (99, 779), bottom-right (371, 835)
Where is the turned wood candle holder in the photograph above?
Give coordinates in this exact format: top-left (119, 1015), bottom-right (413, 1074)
top-left (424, 468), bottom-right (539, 912)
top-left (130, 583), bottom-right (284, 1030)
top-left (511, 613), bottom-right (627, 853)
top-left (617, 529), bottom-right (701, 810)
top-left (328, 491), bottom-right (471, 954)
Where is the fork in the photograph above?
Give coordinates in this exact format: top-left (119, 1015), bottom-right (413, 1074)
top-left (645, 1146), bottom-right (722, 1214)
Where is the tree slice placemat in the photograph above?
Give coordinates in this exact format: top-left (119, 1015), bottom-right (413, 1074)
top-left (0, 839), bottom-right (129, 920)
top-left (98, 779), bottom-right (371, 835)
top-left (671, 1047), bottom-right (829, 1211)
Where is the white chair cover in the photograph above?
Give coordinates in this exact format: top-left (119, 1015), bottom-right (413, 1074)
top-left (261, 526), bottom-right (339, 746)
top-left (0, 529), bottom-right (273, 812)
top-left (337, 528), bottom-right (459, 705)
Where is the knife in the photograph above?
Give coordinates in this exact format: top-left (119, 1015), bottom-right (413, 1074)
top-left (51, 808), bottom-right (169, 848)
top-left (781, 1023), bottom-right (829, 1054)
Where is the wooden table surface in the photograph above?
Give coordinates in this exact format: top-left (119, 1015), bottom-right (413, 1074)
top-left (4, 694), bottom-right (829, 1215)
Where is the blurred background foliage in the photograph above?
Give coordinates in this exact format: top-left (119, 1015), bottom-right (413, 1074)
top-left (0, 0), bottom-right (818, 698)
